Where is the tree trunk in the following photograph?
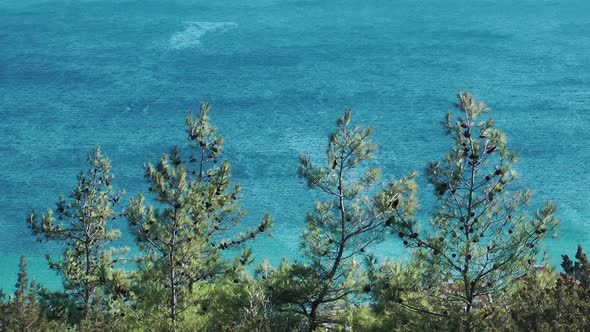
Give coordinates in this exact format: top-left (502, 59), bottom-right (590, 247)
top-left (308, 303), bottom-right (319, 332)
top-left (169, 254), bottom-right (177, 332)
top-left (169, 209), bottom-right (179, 332)
top-left (84, 238), bottom-right (91, 321)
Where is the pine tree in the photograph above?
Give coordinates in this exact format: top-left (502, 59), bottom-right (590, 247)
top-left (382, 92), bottom-right (558, 331)
top-left (15, 256), bottom-right (29, 313)
top-left (265, 110), bottom-right (412, 331)
top-left (4, 256), bottom-right (46, 332)
top-left (28, 147), bottom-right (126, 324)
top-left (561, 244), bottom-right (590, 287)
top-left (126, 103), bottom-right (271, 331)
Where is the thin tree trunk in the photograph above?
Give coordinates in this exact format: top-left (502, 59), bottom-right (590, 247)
top-left (169, 208), bottom-right (179, 332)
top-left (169, 251), bottom-right (177, 332)
top-left (84, 235), bottom-right (91, 321)
top-left (307, 156), bottom-right (347, 332)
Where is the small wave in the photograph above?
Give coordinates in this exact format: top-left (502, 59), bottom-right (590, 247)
top-left (169, 21), bottom-right (237, 49)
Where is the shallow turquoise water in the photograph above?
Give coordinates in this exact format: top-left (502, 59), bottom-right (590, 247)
top-left (1, 0), bottom-right (589, 291)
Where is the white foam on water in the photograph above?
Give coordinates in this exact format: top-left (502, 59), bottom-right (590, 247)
top-left (169, 21), bottom-right (237, 49)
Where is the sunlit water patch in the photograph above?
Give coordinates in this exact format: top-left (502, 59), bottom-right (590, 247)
top-left (169, 21), bottom-right (237, 49)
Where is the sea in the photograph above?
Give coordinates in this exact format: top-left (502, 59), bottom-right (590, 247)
top-left (1, 0), bottom-right (589, 291)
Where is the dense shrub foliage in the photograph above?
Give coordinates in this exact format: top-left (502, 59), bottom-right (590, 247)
top-left (1, 93), bottom-right (586, 331)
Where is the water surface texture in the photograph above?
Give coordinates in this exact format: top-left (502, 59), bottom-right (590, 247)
top-left (1, 0), bottom-right (589, 290)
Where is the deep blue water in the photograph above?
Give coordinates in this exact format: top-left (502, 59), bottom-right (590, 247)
top-left (1, 0), bottom-right (589, 291)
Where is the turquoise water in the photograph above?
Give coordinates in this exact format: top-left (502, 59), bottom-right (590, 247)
top-left (1, 0), bottom-right (589, 291)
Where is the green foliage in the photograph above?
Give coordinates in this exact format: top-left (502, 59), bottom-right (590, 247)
top-left (232, 283), bottom-right (308, 332)
top-left (34, 289), bottom-right (78, 331)
top-left (381, 92), bottom-right (559, 331)
top-left (265, 109), bottom-right (413, 331)
top-left (126, 103), bottom-right (272, 331)
top-left (28, 147), bottom-right (127, 326)
top-left (195, 279), bottom-right (306, 332)
top-left (499, 246), bottom-right (590, 331)
top-left (366, 258), bottom-right (461, 331)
